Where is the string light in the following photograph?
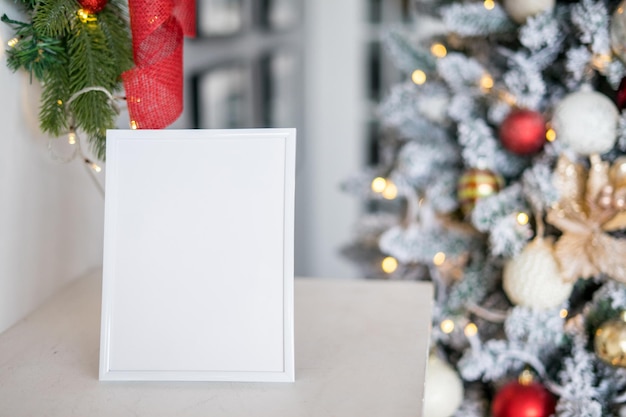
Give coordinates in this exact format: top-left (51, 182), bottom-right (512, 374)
top-left (464, 322), bottom-right (478, 337)
top-left (518, 369), bottom-right (534, 386)
top-left (57, 99), bottom-right (63, 106)
top-left (68, 131), bottom-right (77, 145)
top-left (371, 177), bottom-right (387, 193)
top-left (483, 0), bottom-right (495, 10)
top-left (381, 256), bottom-right (399, 274)
top-left (480, 74), bottom-right (494, 91)
top-left (498, 91), bottom-right (518, 106)
top-left (130, 120), bottom-right (138, 130)
top-left (83, 158), bottom-right (102, 172)
top-left (433, 252), bottom-right (446, 266)
top-left (7, 37), bottom-right (19, 48)
top-left (430, 43), bottom-right (447, 58)
top-left (382, 181), bottom-right (398, 200)
top-left (559, 309), bottom-right (568, 319)
top-left (411, 69), bottom-right (427, 85)
top-left (77, 9), bottom-right (96, 23)
top-left (440, 319), bottom-right (455, 334)
top-left (591, 54), bottom-right (611, 71)
top-left (516, 212), bottom-right (529, 226)
top-left (545, 127), bottom-right (556, 142)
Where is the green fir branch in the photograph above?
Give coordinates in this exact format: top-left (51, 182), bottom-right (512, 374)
top-left (98, 2), bottom-right (134, 77)
top-left (1, 14), bottom-right (65, 81)
top-left (68, 17), bottom-right (118, 152)
top-left (16, 0), bottom-right (38, 10)
top-left (40, 62), bottom-right (71, 136)
top-left (32, 0), bottom-right (76, 38)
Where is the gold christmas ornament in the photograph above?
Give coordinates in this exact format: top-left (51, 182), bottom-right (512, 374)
top-left (457, 168), bottom-right (504, 215)
top-left (546, 156), bottom-right (626, 283)
top-left (610, 157), bottom-right (626, 188)
top-left (611, 2), bottom-right (626, 63)
top-left (595, 312), bottom-right (626, 367)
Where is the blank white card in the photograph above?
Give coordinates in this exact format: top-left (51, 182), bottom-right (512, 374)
top-left (99, 129), bottom-right (296, 382)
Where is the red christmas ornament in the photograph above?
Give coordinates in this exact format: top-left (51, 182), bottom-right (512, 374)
top-left (617, 77), bottom-right (626, 110)
top-left (78, 0), bottom-right (108, 14)
top-left (499, 109), bottom-right (547, 155)
top-left (491, 380), bottom-right (557, 417)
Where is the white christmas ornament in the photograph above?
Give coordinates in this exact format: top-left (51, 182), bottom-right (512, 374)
top-left (503, 0), bottom-right (555, 24)
top-left (423, 354), bottom-right (464, 417)
top-left (551, 90), bottom-right (619, 156)
top-left (503, 238), bottom-right (573, 309)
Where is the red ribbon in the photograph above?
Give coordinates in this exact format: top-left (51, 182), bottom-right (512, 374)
top-left (123, 0), bottom-right (195, 129)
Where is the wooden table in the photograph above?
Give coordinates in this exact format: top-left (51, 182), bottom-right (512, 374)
top-left (0, 271), bottom-right (433, 417)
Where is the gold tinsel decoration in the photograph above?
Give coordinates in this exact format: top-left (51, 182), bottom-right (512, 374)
top-left (546, 155), bottom-right (626, 283)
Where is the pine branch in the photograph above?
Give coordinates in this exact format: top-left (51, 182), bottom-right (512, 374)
top-left (40, 61), bottom-right (71, 136)
top-left (32, 0), bottom-right (75, 38)
top-left (68, 17), bottom-right (118, 152)
top-left (1, 14), bottom-right (65, 81)
top-left (98, 1), bottom-right (133, 78)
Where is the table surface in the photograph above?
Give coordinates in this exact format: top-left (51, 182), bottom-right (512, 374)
top-left (0, 271), bottom-right (433, 417)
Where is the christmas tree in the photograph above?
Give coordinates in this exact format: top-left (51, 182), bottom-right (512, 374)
top-left (344, 0), bottom-right (626, 415)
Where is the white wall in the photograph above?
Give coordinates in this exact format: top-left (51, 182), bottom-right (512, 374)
top-left (0, 3), bottom-right (105, 333)
top-left (299, 0), bottom-right (364, 278)
top-left (0, 0), bottom-right (366, 334)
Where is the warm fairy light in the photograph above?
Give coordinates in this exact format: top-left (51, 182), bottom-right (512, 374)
top-left (559, 309), bottom-right (568, 319)
top-left (381, 256), bottom-right (399, 274)
top-left (516, 212), bottom-right (529, 226)
top-left (483, 0), bottom-right (495, 10)
top-left (518, 369), bottom-right (534, 386)
top-left (591, 54), bottom-right (611, 71)
top-left (499, 91), bottom-right (518, 106)
top-left (77, 9), bottom-right (91, 23)
top-left (130, 120), bottom-right (138, 130)
top-left (433, 252), bottom-right (446, 266)
top-left (411, 69), bottom-right (427, 85)
top-left (371, 177), bottom-right (387, 193)
top-left (546, 128), bottom-right (556, 142)
top-left (7, 37), bottom-right (19, 48)
top-left (430, 43), bottom-right (448, 58)
top-left (56, 99), bottom-right (63, 106)
top-left (480, 74), bottom-right (494, 91)
top-left (68, 132), bottom-right (77, 145)
top-left (382, 181), bottom-right (398, 200)
top-left (440, 319), bottom-right (455, 334)
top-left (464, 323), bottom-right (478, 337)
top-left (91, 162), bottom-right (102, 173)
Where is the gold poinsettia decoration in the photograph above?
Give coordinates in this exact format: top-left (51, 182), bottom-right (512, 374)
top-left (546, 155), bottom-right (626, 282)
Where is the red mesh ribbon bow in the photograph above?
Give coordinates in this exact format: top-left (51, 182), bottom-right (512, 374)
top-left (123, 0), bottom-right (195, 129)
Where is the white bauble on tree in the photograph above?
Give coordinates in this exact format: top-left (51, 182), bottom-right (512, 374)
top-left (503, 238), bottom-right (574, 310)
top-left (551, 90), bottom-right (619, 156)
top-left (503, 0), bottom-right (555, 24)
top-left (423, 354), bottom-right (464, 417)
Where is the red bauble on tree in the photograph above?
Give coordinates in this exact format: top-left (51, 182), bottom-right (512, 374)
top-left (617, 77), bottom-right (626, 110)
top-left (78, 0), bottom-right (108, 14)
top-left (492, 379), bottom-right (557, 417)
top-left (499, 109), bottom-right (547, 155)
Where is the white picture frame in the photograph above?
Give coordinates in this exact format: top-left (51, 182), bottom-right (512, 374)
top-left (99, 128), bottom-right (296, 382)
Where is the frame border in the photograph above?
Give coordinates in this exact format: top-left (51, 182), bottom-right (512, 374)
top-left (99, 128), bottom-right (296, 382)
